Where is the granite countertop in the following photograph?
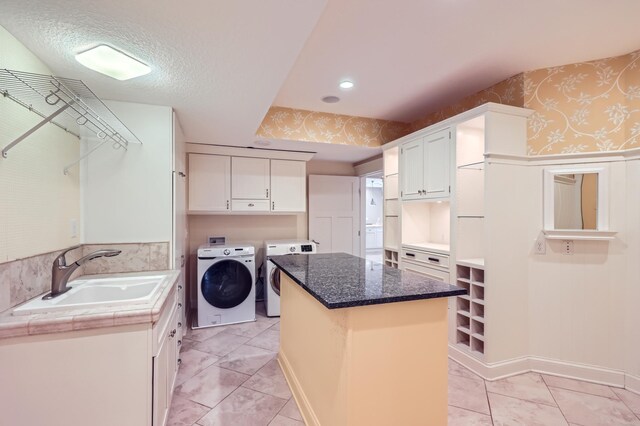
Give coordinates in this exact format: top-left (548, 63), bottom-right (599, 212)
top-left (0, 270), bottom-right (180, 340)
top-left (269, 252), bottom-right (466, 309)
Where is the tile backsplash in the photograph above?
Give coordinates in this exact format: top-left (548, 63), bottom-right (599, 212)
top-left (0, 242), bottom-right (169, 313)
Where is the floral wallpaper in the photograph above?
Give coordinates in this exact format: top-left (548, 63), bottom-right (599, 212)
top-left (256, 106), bottom-right (411, 147)
top-left (410, 74), bottom-right (525, 131)
top-left (524, 50), bottom-right (640, 154)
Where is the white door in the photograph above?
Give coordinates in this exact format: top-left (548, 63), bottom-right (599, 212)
top-left (232, 157), bottom-right (270, 200)
top-left (271, 159), bottom-right (306, 212)
top-left (424, 128), bottom-right (451, 198)
top-left (400, 137), bottom-right (424, 200)
top-left (308, 175), bottom-right (360, 256)
top-left (188, 154), bottom-right (231, 212)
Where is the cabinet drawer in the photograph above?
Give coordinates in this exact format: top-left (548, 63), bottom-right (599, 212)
top-left (152, 287), bottom-right (177, 355)
top-left (231, 200), bottom-right (270, 211)
top-left (402, 259), bottom-right (450, 283)
top-left (401, 248), bottom-right (449, 269)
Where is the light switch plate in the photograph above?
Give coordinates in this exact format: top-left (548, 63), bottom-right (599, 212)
top-left (562, 240), bottom-right (574, 255)
top-left (535, 235), bottom-right (546, 255)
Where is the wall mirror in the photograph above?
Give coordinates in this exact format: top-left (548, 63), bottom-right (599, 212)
top-left (543, 166), bottom-right (615, 240)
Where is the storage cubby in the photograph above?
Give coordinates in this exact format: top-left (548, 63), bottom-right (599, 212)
top-left (456, 262), bottom-right (486, 357)
top-left (384, 249), bottom-right (399, 269)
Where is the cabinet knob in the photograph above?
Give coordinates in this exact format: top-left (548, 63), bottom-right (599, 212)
top-left (169, 329), bottom-right (176, 338)
top-left (177, 358), bottom-right (182, 365)
top-left (178, 322), bottom-right (182, 328)
top-left (178, 339), bottom-right (182, 346)
top-left (266, 188), bottom-right (269, 198)
top-left (178, 303), bottom-right (182, 309)
top-left (178, 285), bottom-right (183, 290)
top-left (272, 201), bottom-right (275, 210)
top-left (248, 203), bottom-right (254, 207)
top-left (226, 200), bottom-right (229, 210)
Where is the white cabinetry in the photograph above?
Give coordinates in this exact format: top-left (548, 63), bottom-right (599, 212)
top-left (400, 128), bottom-right (451, 200)
top-left (188, 151), bottom-right (307, 214)
top-left (270, 159), bottom-right (306, 212)
top-left (232, 157), bottom-right (270, 201)
top-left (153, 299), bottom-right (180, 426)
top-left (188, 154), bottom-right (230, 212)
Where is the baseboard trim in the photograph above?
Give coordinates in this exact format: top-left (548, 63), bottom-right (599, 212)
top-left (277, 351), bottom-right (321, 426)
top-left (625, 373), bottom-right (640, 394)
top-left (449, 345), bottom-right (626, 388)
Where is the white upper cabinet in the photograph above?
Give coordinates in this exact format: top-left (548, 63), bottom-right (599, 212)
top-left (270, 159), bottom-right (306, 212)
top-left (232, 157), bottom-right (270, 200)
top-left (188, 154), bottom-right (231, 212)
top-left (400, 128), bottom-right (451, 200)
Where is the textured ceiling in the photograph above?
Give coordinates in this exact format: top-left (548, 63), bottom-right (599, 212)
top-left (275, 0), bottom-right (640, 122)
top-left (0, 0), bottom-right (327, 145)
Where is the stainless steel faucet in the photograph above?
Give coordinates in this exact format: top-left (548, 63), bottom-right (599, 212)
top-left (44, 245), bottom-right (122, 300)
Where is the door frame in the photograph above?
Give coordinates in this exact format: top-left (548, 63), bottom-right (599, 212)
top-left (359, 171), bottom-right (384, 258)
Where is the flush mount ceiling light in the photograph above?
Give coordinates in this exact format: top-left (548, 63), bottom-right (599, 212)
top-left (75, 45), bottom-right (151, 81)
top-left (322, 95), bottom-right (340, 103)
top-left (339, 80), bottom-right (354, 89)
top-left (254, 140), bottom-right (271, 147)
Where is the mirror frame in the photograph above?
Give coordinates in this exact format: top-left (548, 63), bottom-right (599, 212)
top-left (543, 165), bottom-right (610, 233)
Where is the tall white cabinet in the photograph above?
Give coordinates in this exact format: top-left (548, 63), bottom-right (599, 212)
top-left (271, 159), bottom-right (307, 212)
top-left (384, 103), bottom-right (532, 371)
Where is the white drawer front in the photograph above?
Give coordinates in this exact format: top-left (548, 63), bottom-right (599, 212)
top-left (401, 248), bottom-right (449, 269)
top-left (231, 199), bottom-right (270, 211)
top-left (402, 260), bottom-right (450, 283)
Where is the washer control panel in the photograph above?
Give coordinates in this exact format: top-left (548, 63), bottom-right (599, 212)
top-left (300, 244), bottom-right (314, 252)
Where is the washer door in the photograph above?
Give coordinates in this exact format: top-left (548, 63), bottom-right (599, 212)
top-left (201, 259), bottom-right (252, 309)
top-left (269, 265), bottom-right (281, 296)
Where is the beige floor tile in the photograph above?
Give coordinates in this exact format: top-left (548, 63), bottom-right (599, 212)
top-left (550, 386), bottom-right (640, 425)
top-left (175, 349), bottom-right (219, 386)
top-left (187, 326), bottom-right (227, 342)
top-left (257, 359), bottom-right (283, 378)
top-left (194, 331), bottom-right (251, 357)
top-left (224, 319), bottom-right (274, 338)
top-left (448, 359), bottom-right (484, 382)
top-left (488, 392), bottom-right (568, 426)
top-left (243, 372), bottom-right (292, 400)
top-left (181, 338), bottom-right (199, 352)
top-left (448, 373), bottom-right (491, 415)
top-left (612, 388), bottom-right (640, 415)
top-left (167, 395), bottom-right (210, 426)
top-left (486, 372), bottom-right (556, 406)
top-left (196, 387), bottom-right (287, 426)
top-left (542, 374), bottom-right (618, 399)
top-left (268, 414), bottom-right (304, 426)
top-left (269, 322), bottom-right (280, 331)
top-left (216, 344), bottom-right (277, 375)
top-left (448, 405), bottom-right (493, 426)
top-left (247, 329), bottom-right (280, 352)
top-left (279, 398), bottom-right (303, 421)
top-left (176, 365), bottom-right (250, 408)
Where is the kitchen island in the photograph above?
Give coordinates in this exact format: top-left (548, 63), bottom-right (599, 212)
top-left (269, 252), bottom-right (465, 426)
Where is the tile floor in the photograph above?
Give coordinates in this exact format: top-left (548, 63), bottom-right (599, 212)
top-left (170, 304), bottom-right (640, 425)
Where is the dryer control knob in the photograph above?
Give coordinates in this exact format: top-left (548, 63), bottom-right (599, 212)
top-left (289, 246), bottom-right (296, 252)
top-left (223, 249), bottom-right (231, 255)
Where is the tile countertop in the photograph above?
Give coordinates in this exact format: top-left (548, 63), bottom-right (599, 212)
top-left (0, 270), bottom-right (180, 340)
top-left (270, 252), bottom-right (466, 309)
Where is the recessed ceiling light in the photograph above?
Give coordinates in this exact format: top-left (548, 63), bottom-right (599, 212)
top-left (339, 80), bottom-right (354, 89)
top-left (322, 96), bottom-right (340, 103)
top-left (254, 140), bottom-right (271, 146)
top-left (75, 45), bottom-right (151, 81)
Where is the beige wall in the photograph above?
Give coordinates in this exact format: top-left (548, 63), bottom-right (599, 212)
top-left (0, 25), bottom-right (80, 262)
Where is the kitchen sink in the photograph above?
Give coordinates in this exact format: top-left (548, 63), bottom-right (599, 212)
top-left (13, 274), bottom-right (167, 315)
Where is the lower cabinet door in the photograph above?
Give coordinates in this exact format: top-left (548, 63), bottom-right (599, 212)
top-left (153, 306), bottom-right (179, 426)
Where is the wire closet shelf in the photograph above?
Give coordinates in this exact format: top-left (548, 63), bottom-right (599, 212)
top-left (0, 68), bottom-right (142, 173)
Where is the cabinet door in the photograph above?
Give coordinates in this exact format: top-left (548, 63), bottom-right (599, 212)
top-left (232, 157), bottom-right (270, 200)
top-left (153, 332), bottom-right (170, 426)
top-left (188, 154), bottom-right (231, 212)
top-left (400, 138), bottom-right (424, 200)
top-left (423, 129), bottom-right (451, 198)
top-left (271, 160), bottom-right (306, 212)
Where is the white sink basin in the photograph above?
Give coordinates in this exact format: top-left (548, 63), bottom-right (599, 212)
top-left (13, 274), bottom-right (167, 316)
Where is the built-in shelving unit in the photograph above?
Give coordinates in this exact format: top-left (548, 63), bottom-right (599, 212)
top-left (455, 261), bottom-right (485, 357)
top-left (383, 146), bottom-right (400, 268)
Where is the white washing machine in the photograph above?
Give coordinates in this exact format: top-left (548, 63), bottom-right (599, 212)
top-left (197, 243), bottom-right (256, 328)
top-left (263, 239), bottom-right (316, 317)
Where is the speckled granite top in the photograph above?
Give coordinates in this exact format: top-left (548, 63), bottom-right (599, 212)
top-left (269, 253), bottom-right (466, 309)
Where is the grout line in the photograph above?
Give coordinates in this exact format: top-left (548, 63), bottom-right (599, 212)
top-left (483, 379), bottom-right (495, 426)
top-left (545, 384), bottom-right (571, 425)
top-left (448, 402), bottom-right (491, 417)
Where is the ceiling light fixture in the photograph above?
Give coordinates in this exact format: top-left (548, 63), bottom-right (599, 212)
top-left (254, 140), bottom-right (271, 147)
top-left (322, 95), bottom-right (340, 103)
top-left (75, 45), bottom-right (151, 81)
top-left (339, 80), bottom-right (354, 89)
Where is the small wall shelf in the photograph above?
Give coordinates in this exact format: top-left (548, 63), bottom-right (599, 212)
top-left (0, 68), bottom-right (141, 173)
top-left (542, 230), bottom-right (617, 241)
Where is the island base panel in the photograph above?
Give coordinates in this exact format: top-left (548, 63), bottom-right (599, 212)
top-left (278, 274), bottom-right (448, 426)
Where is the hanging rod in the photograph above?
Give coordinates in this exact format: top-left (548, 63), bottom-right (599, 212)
top-left (0, 69), bottom-right (141, 169)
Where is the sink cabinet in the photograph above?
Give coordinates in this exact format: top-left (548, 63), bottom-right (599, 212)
top-left (0, 277), bottom-right (182, 426)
